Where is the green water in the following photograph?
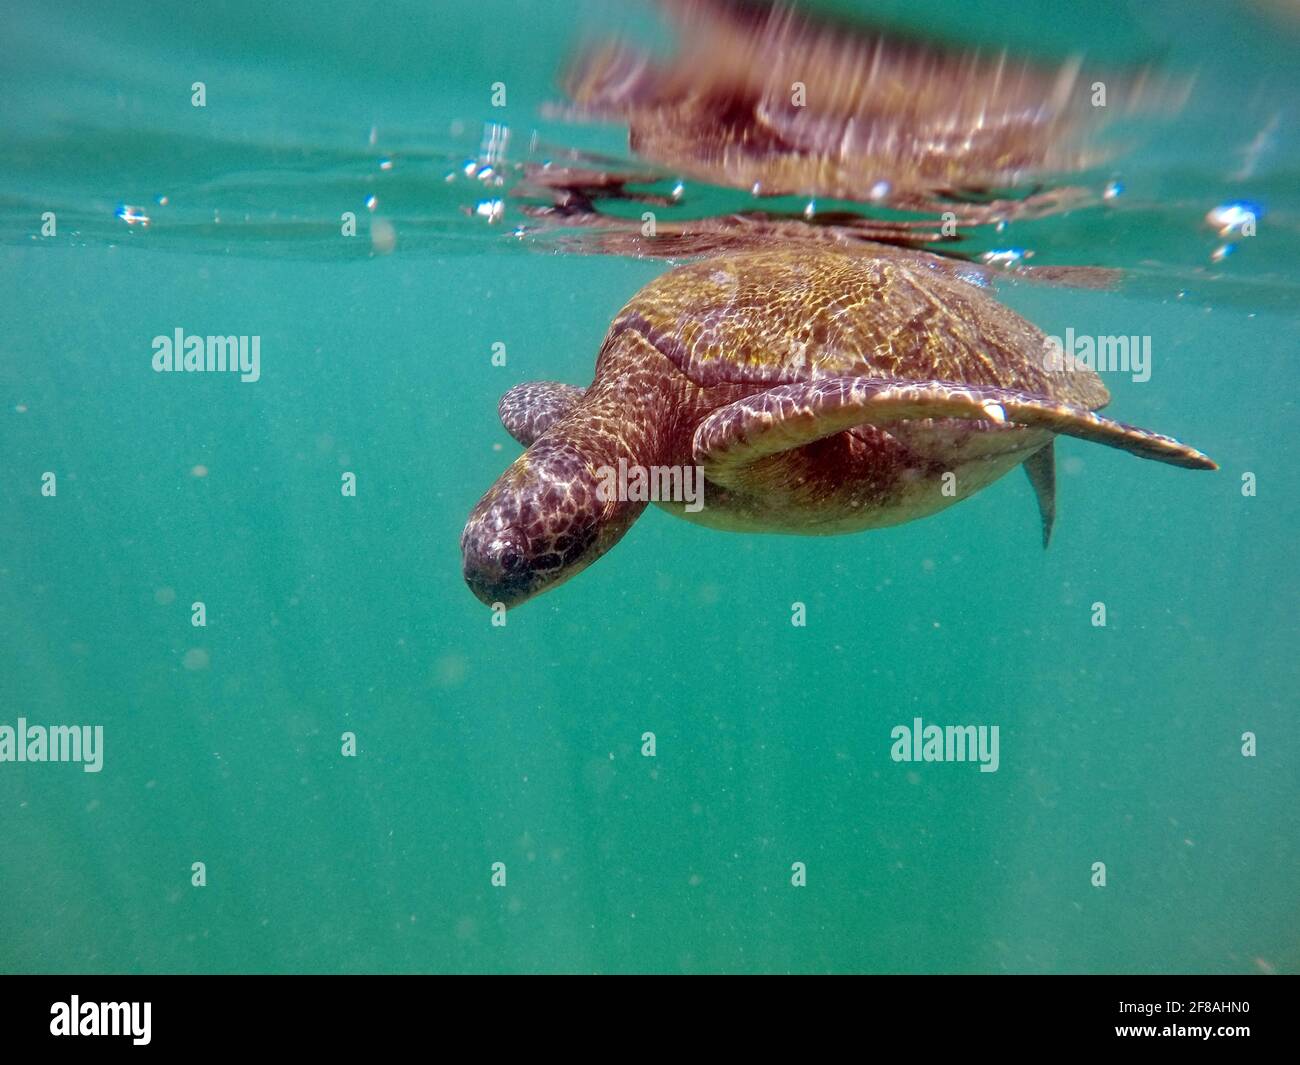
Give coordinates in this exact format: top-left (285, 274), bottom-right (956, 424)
top-left (1, 0), bottom-right (1296, 974)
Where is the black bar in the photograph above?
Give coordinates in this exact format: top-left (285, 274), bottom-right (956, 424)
top-left (0, 974), bottom-right (1287, 1052)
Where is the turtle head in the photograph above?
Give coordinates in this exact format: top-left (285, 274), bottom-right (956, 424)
top-left (462, 440), bottom-right (632, 609)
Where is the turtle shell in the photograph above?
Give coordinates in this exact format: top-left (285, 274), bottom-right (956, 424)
top-left (602, 249), bottom-right (1109, 410)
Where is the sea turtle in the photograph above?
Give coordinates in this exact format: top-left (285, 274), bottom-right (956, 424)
top-left (461, 248), bottom-right (1214, 607)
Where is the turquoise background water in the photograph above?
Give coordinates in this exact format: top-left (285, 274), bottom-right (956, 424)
top-left (1, 0), bottom-right (1296, 973)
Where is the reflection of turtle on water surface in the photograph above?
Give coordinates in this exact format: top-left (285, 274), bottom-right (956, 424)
top-left (559, 0), bottom-right (1185, 210)
top-left (461, 249), bottom-right (1215, 608)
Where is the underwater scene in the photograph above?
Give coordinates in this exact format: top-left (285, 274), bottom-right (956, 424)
top-left (1, 0), bottom-right (1297, 975)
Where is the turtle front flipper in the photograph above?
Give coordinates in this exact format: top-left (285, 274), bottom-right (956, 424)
top-left (499, 381), bottom-right (587, 446)
top-left (693, 377), bottom-right (1217, 487)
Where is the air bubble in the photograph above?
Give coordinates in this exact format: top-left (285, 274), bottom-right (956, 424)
top-left (115, 204), bottom-right (150, 227)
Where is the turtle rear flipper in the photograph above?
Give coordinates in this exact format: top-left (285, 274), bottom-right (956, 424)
top-left (693, 377), bottom-right (1217, 488)
top-left (1023, 441), bottom-right (1057, 548)
top-left (499, 382), bottom-right (587, 446)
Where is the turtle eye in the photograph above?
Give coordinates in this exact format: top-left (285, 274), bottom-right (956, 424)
top-left (494, 531), bottom-right (528, 574)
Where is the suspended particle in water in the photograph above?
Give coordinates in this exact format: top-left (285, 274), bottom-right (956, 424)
top-left (370, 218), bottom-right (397, 255)
top-left (182, 648), bottom-right (210, 671)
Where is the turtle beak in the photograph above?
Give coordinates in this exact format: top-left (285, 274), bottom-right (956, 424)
top-left (463, 566), bottom-right (533, 609)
